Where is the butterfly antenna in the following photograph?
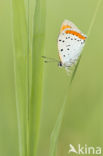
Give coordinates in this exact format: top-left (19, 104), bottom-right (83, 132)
top-left (42, 56), bottom-right (59, 63)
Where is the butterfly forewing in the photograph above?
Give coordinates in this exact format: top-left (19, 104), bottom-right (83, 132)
top-left (58, 20), bottom-right (87, 67)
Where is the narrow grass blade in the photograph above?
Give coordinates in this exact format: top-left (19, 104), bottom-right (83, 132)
top-left (70, 55), bottom-right (81, 83)
top-left (29, 0), bottom-right (46, 155)
top-left (49, 0), bottom-right (102, 155)
top-left (49, 87), bottom-right (70, 156)
top-left (11, 1), bottom-right (28, 156)
top-left (71, 0), bottom-right (102, 84)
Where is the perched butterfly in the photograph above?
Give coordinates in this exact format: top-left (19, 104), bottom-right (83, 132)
top-left (42, 19), bottom-right (87, 71)
top-left (58, 20), bottom-right (87, 69)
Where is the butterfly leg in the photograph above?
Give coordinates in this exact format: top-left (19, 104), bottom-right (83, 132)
top-left (65, 67), bottom-right (72, 76)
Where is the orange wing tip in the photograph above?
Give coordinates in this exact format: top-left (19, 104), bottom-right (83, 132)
top-left (65, 30), bottom-right (86, 40)
top-left (60, 25), bottom-right (71, 32)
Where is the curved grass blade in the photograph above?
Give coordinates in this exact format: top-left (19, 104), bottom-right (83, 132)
top-left (70, 55), bottom-right (81, 83)
top-left (49, 0), bottom-right (102, 155)
top-left (11, 0), bottom-right (28, 156)
top-left (49, 84), bottom-right (71, 156)
top-left (71, 0), bottom-right (102, 84)
top-left (29, 0), bottom-right (46, 155)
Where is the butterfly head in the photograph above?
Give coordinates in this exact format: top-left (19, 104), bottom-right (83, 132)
top-left (58, 61), bottom-right (63, 67)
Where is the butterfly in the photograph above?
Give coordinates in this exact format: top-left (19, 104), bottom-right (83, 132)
top-left (58, 20), bottom-right (87, 70)
top-left (42, 19), bottom-right (87, 71)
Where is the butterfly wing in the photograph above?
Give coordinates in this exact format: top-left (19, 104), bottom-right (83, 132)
top-left (60, 19), bottom-right (81, 33)
top-left (58, 20), bottom-right (87, 67)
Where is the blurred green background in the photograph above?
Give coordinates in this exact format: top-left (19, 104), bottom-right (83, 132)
top-left (0, 0), bottom-right (103, 156)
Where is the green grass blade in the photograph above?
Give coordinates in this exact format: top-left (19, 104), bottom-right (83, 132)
top-left (71, 0), bottom-right (102, 84)
top-left (29, 0), bottom-right (46, 155)
top-left (49, 87), bottom-right (70, 156)
top-left (87, 0), bottom-right (102, 37)
top-left (11, 0), bottom-right (28, 156)
top-left (49, 0), bottom-right (102, 155)
top-left (70, 55), bottom-right (81, 83)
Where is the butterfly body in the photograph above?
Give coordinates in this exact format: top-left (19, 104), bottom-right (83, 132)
top-left (58, 20), bottom-right (87, 68)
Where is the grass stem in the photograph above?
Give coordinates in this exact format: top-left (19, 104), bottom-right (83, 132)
top-left (49, 0), bottom-right (102, 155)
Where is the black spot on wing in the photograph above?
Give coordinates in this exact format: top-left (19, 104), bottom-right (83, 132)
top-left (81, 40), bottom-right (85, 44)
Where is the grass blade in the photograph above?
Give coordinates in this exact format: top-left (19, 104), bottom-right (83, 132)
top-left (70, 55), bottom-right (81, 83)
top-left (49, 0), bottom-right (102, 155)
top-left (71, 0), bottom-right (102, 83)
top-left (29, 0), bottom-right (46, 155)
top-left (49, 83), bottom-right (71, 156)
top-left (11, 0), bottom-right (28, 156)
